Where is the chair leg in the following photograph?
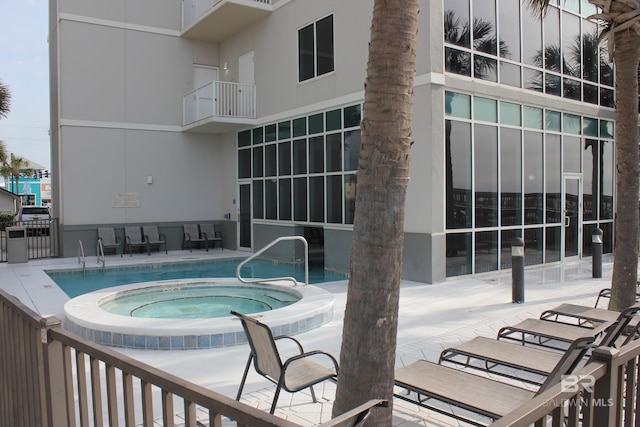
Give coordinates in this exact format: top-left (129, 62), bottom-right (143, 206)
top-left (236, 354), bottom-right (254, 401)
top-left (309, 385), bottom-right (317, 403)
top-left (270, 384), bottom-right (283, 414)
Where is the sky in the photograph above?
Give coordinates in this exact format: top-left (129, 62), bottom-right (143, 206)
top-left (0, 0), bottom-right (50, 171)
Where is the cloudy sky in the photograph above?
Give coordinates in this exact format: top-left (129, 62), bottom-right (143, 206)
top-left (0, 0), bottom-right (50, 171)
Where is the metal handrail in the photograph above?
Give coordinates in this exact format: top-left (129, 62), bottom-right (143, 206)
top-left (77, 240), bottom-right (86, 276)
top-left (96, 239), bottom-right (106, 273)
top-left (236, 236), bottom-right (309, 286)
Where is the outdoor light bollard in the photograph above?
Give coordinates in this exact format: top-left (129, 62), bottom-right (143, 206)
top-left (592, 228), bottom-right (603, 279)
top-left (511, 237), bottom-right (525, 304)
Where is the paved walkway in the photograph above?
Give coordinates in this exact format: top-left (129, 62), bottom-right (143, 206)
top-left (0, 251), bottom-right (617, 426)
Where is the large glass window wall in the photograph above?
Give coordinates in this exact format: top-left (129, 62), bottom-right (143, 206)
top-left (445, 91), bottom-right (615, 277)
top-left (238, 104), bottom-right (362, 226)
top-left (444, 0), bottom-right (614, 107)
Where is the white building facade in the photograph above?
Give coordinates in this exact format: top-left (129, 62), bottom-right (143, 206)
top-left (49, 0), bottom-right (616, 283)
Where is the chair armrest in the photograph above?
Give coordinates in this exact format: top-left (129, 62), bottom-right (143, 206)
top-left (283, 349), bottom-right (339, 374)
top-left (316, 399), bottom-right (388, 427)
top-left (215, 231), bottom-right (222, 238)
top-left (160, 233), bottom-right (166, 241)
top-left (274, 335), bottom-right (304, 354)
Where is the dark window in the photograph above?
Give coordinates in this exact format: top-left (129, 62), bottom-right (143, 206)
top-left (298, 15), bottom-right (334, 82)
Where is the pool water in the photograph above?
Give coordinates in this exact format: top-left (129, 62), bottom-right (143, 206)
top-left (49, 258), bottom-right (346, 298)
top-left (98, 283), bottom-right (301, 319)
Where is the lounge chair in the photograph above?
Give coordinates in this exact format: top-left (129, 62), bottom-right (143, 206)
top-left (182, 223), bottom-right (207, 252)
top-left (232, 311), bottom-right (338, 414)
top-left (438, 304), bottom-right (640, 385)
top-left (539, 303), bottom-right (621, 326)
top-left (97, 227), bottom-right (121, 257)
top-left (124, 226), bottom-right (147, 256)
top-left (199, 223), bottom-right (223, 250)
top-left (497, 317), bottom-right (604, 350)
top-left (394, 335), bottom-right (594, 425)
top-left (142, 226), bottom-right (167, 255)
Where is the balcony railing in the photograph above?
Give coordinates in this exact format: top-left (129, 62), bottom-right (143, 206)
top-left (182, 0), bottom-right (272, 41)
top-left (183, 81), bottom-right (256, 131)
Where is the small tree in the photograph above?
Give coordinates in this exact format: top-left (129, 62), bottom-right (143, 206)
top-left (0, 81), bottom-right (10, 119)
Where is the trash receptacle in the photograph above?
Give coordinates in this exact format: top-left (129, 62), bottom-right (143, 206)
top-left (7, 227), bottom-right (28, 264)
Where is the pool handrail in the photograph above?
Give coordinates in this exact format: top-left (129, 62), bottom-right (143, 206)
top-left (236, 236), bottom-right (309, 286)
top-left (96, 239), bottom-right (106, 273)
top-left (77, 240), bottom-right (86, 276)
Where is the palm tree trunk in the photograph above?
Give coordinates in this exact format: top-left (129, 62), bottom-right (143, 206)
top-left (332, 0), bottom-right (419, 423)
top-left (609, 27), bottom-right (640, 310)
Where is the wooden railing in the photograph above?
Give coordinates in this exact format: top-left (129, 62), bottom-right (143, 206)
top-left (0, 288), bottom-right (384, 427)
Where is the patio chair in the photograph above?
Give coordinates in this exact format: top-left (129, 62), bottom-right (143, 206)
top-left (394, 335), bottom-right (594, 425)
top-left (97, 227), bottom-right (121, 257)
top-left (124, 227), bottom-right (147, 256)
top-left (317, 399), bottom-right (388, 427)
top-left (182, 224), bottom-right (207, 252)
top-left (231, 311), bottom-right (339, 414)
top-left (438, 304), bottom-right (640, 385)
top-left (142, 226), bottom-right (167, 255)
top-left (199, 223), bottom-right (223, 250)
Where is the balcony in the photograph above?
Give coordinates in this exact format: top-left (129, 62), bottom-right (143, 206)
top-left (182, 0), bottom-right (272, 41)
top-left (183, 81), bottom-right (256, 133)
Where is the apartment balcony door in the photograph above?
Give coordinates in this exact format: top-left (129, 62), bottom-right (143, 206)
top-left (563, 175), bottom-right (582, 259)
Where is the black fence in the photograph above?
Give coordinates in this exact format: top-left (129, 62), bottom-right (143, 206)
top-left (0, 218), bottom-right (60, 262)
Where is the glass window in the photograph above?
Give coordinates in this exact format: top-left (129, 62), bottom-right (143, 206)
top-left (563, 78), bottom-right (581, 101)
top-left (600, 88), bottom-right (614, 108)
top-left (445, 91), bottom-right (471, 118)
top-left (562, 11), bottom-right (581, 77)
top-left (600, 140), bottom-right (614, 219)
top-left (309, 136), bottom-right (324, 173)
top-left (446, 232), bottom-right (472, 277)
top-left (278, 121), bottom-right (291, 140)
top-left (446, 48), bottom-right (471, 76)
top-left (522, 8), bottom-right (542, 66)
top-left (238, 149), bottom-right (251, 179)
top-left (500, 229), bottom-right (521, 269)
top-left (583, 139), bottom-right (597, 221)
top-left (583, 117), bottom-right (598, 137)
top-left (265, 124), bottom-right (277, 142)
top-left (253, 180), bottom-right (264, 219)
top-left (309, 176), bottom-right (324, 222)
top-left (544, 9), bottom-right (561, 71)
top-left (600, 43), bottom-right (614, 86)
top-left (499, 62), bottom-right (521, 87)
top-left (344, 130), bottom-right (361, 171)
top-left (583, 83), bottom-right (598, 104)
top-left (500, 128), bottom-right (522, 226)
top-left (326, 133), bottom-right (342, 172)
top-left (278, 141), bottom-right (291, 176)
top-left (545, 73), bottom-right (561, 96)
top-left (600, 120), bottom-right (613, 138)
top-left (293, 177), bottom-right (307, 221)
top-left (252, 146), bottom-right (263, 178)
top-left (545, 226), bottom-right (562, 262)
top-left (293, 139), bottom-right (307, 174)
top-left (293, 117), bottom-right (306, 137)
top-left (524, 131), bottom-right (543, 225)
top-left (500, 102), bottom-right (521, 126)
top-left (252, 127), bottom-right (263, 145)
top-left (546, 110), bottom-right (561, 131)
top-left (474, 124), bottom-right (498, 227)
top-left (524, 228), bottom-right (543, 265)
top-left (563, 113), bottom-right (581, 134)
top-left (309, 113), bottom-right (323, 134)
top-left (474, 97), bottom-right (497, 122)
top-left (563, 135), bottom-right (581, 172)
top-left (344, 105), bottom-right (361, 128)
top-left (327, 175), bottom-right (342, 223)
top-left (474, 54), bottom-right (497, 81)
top-left (345, 174), bottom-right (357, 224)
top-left (498, 0), bottom-right (520, 61)
top-left (446, 121), bottom-right (472, 229)
top-left (279, 178), bottom-right (291, 221)
top-left (444, 0), bottom-right (470, 48)
top-left (298, 15), bottom-right (334, 82)
top-left (582, 22), bottom-right (599, 82)
top-left (545, 134), bottom-right (562, 223)
top-left (473, 0), bottom-right (496, 55)
top-left (475, 230), bottom-right (498, 272)
top-left (238, 130), bottom-right (251, 147)
top-left (265, 179), bottom-right (277, 220)
top-left (326, 109), bottom-right (341, 131)
top-left (264, 144), bottom-right (277, 177)
top-left (524, 68), bottom-right (544, 92)
top-left (523, 106), bottom-right (543, 129)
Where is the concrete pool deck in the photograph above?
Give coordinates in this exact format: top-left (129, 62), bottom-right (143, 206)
top-left (0, 249), bottom-right (620, 426)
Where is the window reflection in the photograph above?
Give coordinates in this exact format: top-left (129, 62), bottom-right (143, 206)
top-left (545, 134), bottom-right (562, 224)
top-left (446, 233), bottom-right (472, 277)
top-left (475, 124), bottom-right (498, 227)
top-left (524, 131), bottom-right (543, 225)
top-left (500, 128), bottom-right (522, 226)
top-left (446, 121), bottom-right (472, 229)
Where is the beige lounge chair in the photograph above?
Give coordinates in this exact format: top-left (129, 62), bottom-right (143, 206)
top-left (232, 311), bottom-right (338, 414)
top-left (124, 226), bottom-right (147, 256)
top-left (182, 224), bottom-right (207, 252)
top-left (199, 223), bottom-right (223, 250)
top-left (97, 227), bottom-right (121, 257)
top-left (142, 226), bottom-right (167, 255)
top-left (394, 335), bottom-right (594, 425)
top-left (438, 304), bottom-right (640, 385)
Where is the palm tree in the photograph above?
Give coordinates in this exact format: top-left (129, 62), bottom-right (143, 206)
top-left (0, 81), bottom-right (10, 119)
top-left (9, 154), bottom-right (27, 202)
top-left (0, 140), bottom-right (9, 190)
top-left (331, 0), bottom-right (419, 423)
top-left (527, 0), bottom-right (640, 311)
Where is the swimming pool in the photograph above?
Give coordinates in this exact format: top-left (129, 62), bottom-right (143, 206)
top-left (48, 257), bottom-right (346, 298)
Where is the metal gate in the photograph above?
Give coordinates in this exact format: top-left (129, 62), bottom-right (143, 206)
top-left (0, 218), bottom-right (60, 262)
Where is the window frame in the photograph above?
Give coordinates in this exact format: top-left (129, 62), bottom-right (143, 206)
top-left (298, 14), bottom-right (334, 82)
